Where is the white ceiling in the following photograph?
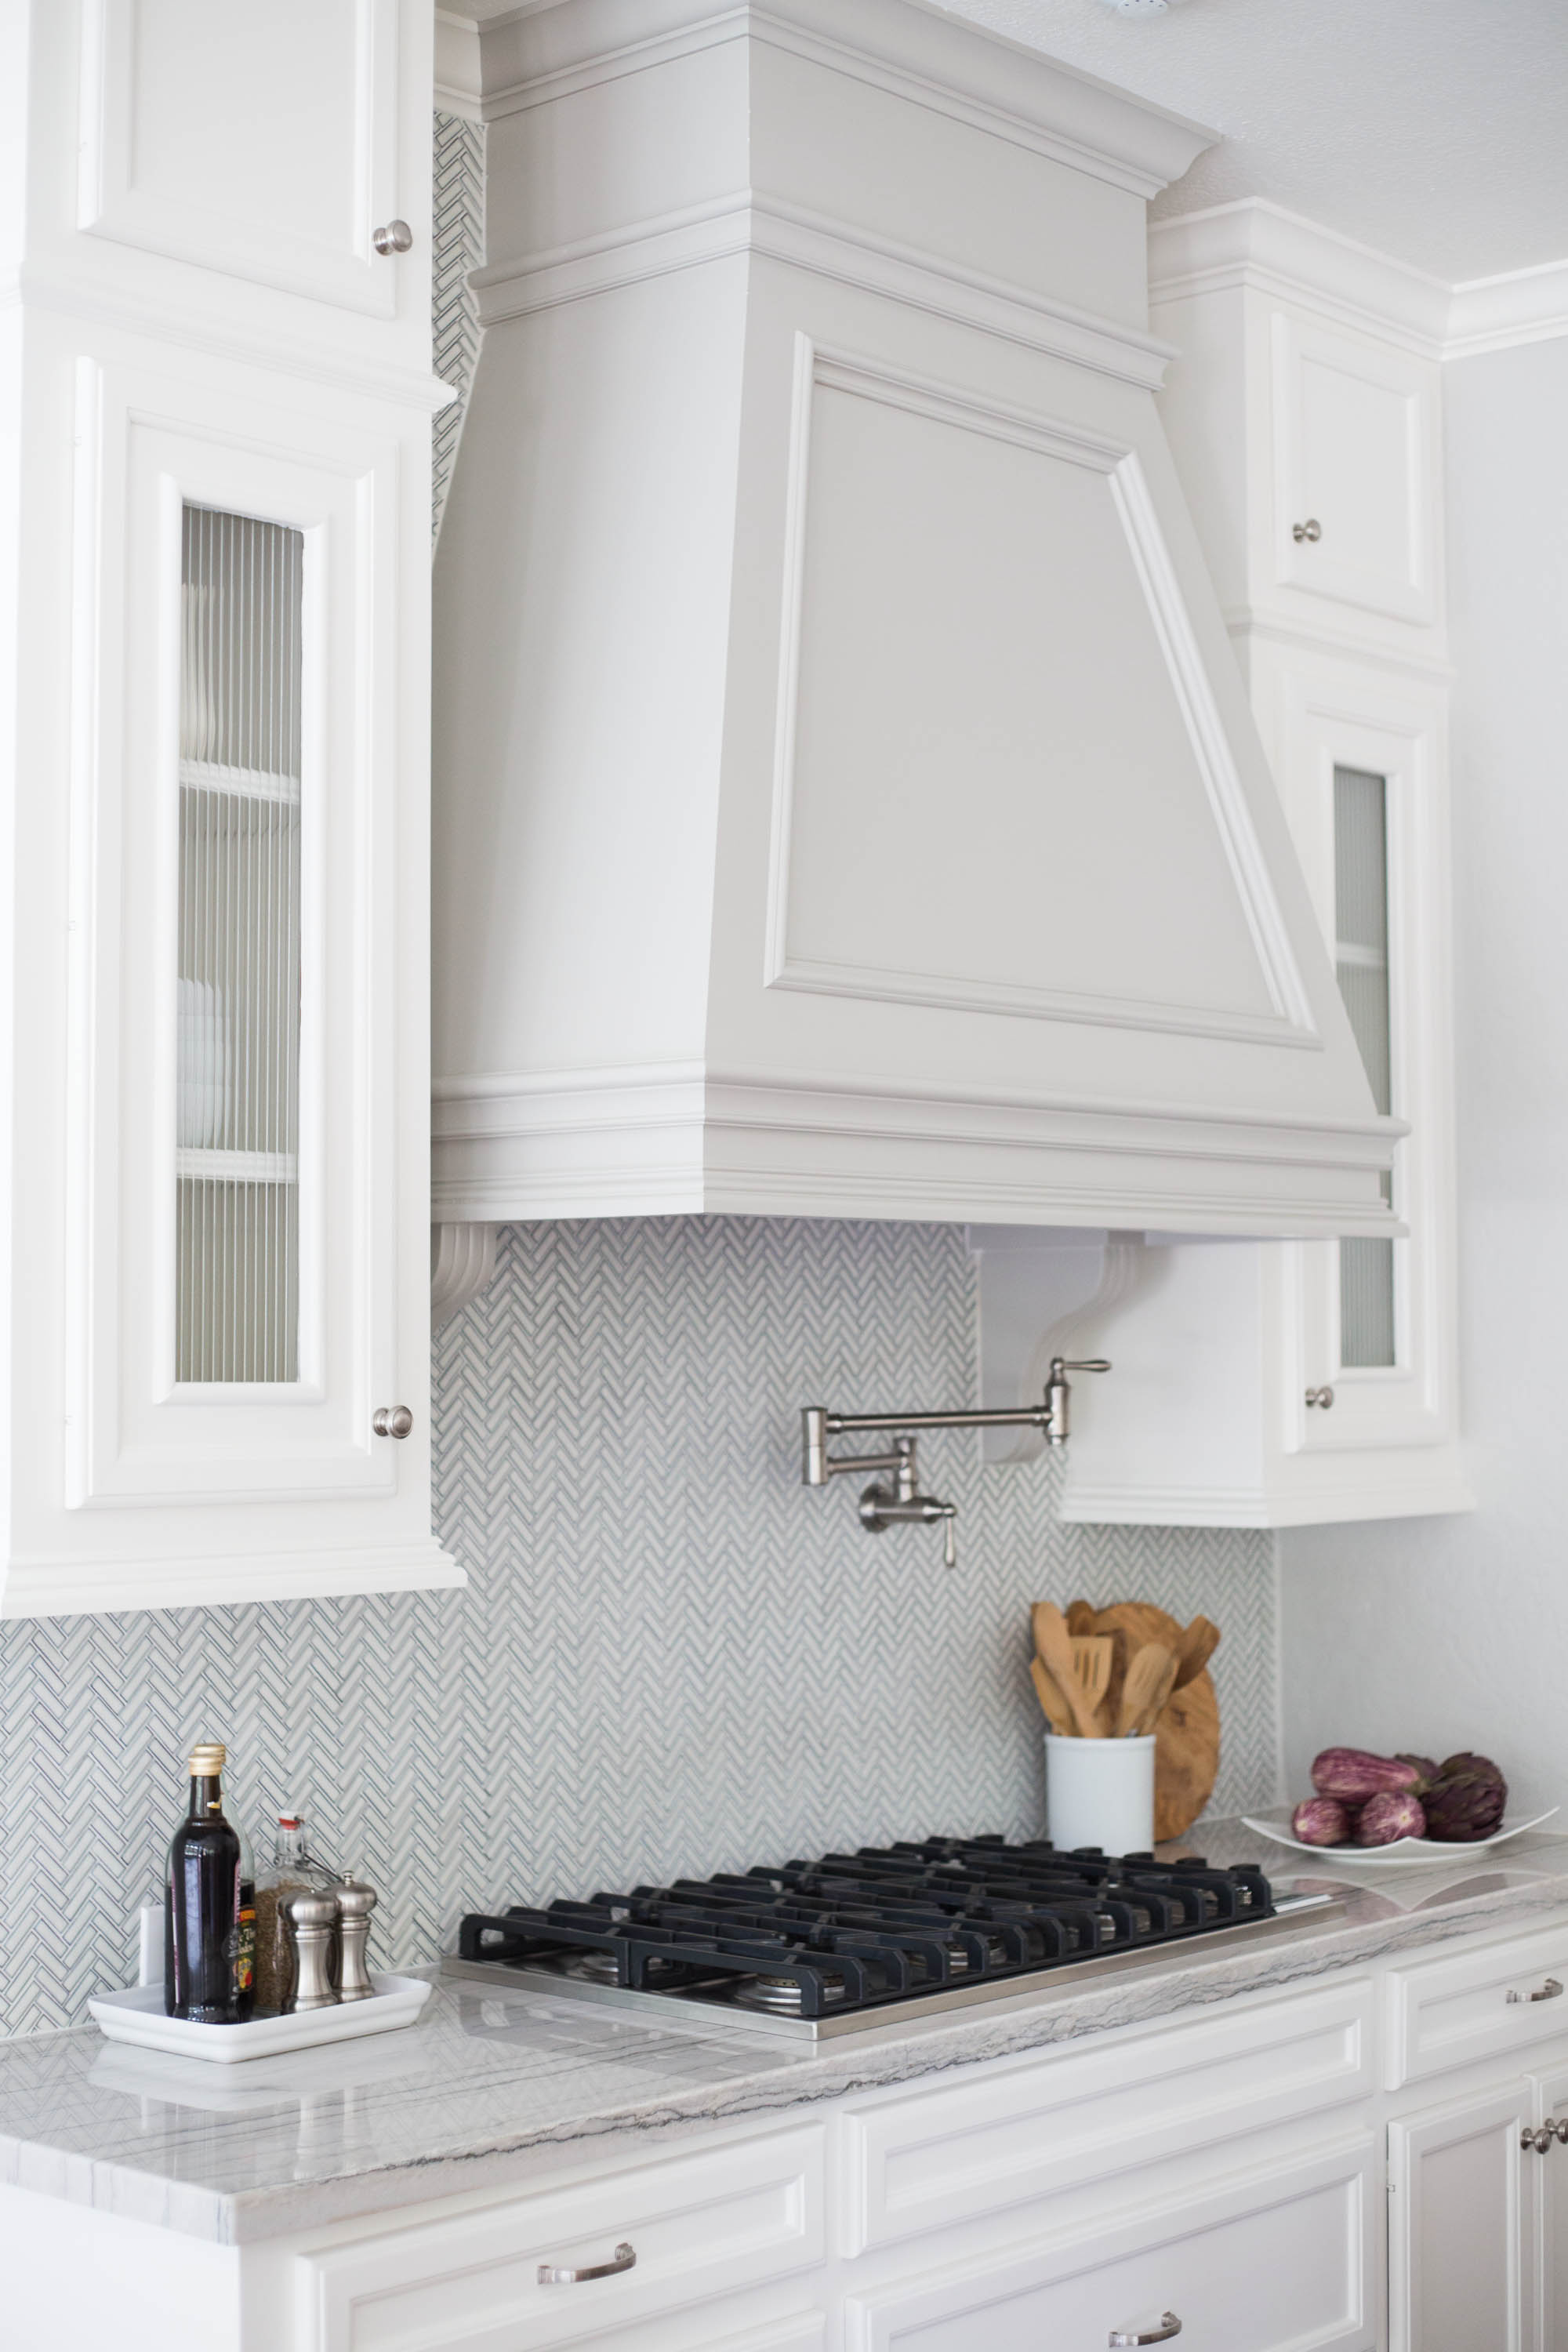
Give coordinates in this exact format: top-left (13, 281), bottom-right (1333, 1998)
top-left (943, 0), bottom-right (1568, 284)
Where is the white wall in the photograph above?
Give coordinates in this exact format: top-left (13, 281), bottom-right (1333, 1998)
top-left (1279, 334), bottom-right (1568, 1812)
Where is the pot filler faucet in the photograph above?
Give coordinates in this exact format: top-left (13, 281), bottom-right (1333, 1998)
top-left (801, 1359), bottom-right (1110, 1570)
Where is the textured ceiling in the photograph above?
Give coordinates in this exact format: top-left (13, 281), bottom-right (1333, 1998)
top-left (942, 0), bottom-right (1568, 282)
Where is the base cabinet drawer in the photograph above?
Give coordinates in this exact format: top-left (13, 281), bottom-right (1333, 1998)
top-left (292, 2126), bottom-right (826, 2351)
top-left (840, 1981), bottom-right (1374, 2252)
top-left (1387, 1926), bottom-right (1568, 2088)
top-left (843, 2140), bottom-right (1376, 2351)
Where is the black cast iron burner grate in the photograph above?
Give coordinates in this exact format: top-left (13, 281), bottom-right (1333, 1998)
top-left (449, 1836), bottom-right (1276, 2026)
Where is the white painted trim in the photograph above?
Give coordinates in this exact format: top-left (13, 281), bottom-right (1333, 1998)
top-left (1058, 1475), bottom-right (1475, 1528)
top-left (0, 1537), bottom-right (466, 1620)
top-left (1226, 611), bottom-right (1454, 684)
top-left (474, 194), bottom-right (1177, 390)
top-left (1150, 199), bottom-right (1568, 365)
top-left (430, 1065), bottom-right (1404, 1233)
top-left (477, 0), bottom-right (1214, 198)
top-left (19, 273), bottom-right (456, 414)
top-left (430, 1222), bottom-right (501, 1328)
top-left (1446, 258), bottom-right (1568, 360)
top-left (1149, 201), bottom-right (1450, 357)
top-left (763, 339), bottom-right (1317, 1049)
top-left (435, 10), bottom-right (485, 118)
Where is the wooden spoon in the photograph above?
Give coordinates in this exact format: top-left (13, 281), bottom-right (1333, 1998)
top-left (1065, 1598), bottom-right (1098, 1639)
top-left (1029, 1654), bottom-right (1076, 1737)
top-left (1071, 1634), bottom-right (1112, 1721)
top-left (1171, 1616), bottom-right (1221, 1693)
top-left (1135, 1650), bottom-right (1181, 1735)
top-left (1117, 1642), bottom-right (1175, 1737)
top-left (1033, 1602), bottom-right (1103, 1737)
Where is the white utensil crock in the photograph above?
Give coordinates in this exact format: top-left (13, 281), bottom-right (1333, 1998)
top-left (1045, 1732), bottom-right (1156, 1855)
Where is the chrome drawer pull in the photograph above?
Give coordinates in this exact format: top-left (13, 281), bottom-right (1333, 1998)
top-left (1507, 1977), bottom-right (1563, 2005)
top-left (1110, 2318), bottom-right (1181, 2347)
top-left (538, 2241), bottom-right (636, 2286)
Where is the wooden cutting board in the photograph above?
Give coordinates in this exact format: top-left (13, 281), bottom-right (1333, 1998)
top-left (1087, 1599), bottom-right (1220, 1842)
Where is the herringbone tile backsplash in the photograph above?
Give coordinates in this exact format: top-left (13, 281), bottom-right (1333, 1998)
top-left (0, 1217), bottom-right (1279, 2041)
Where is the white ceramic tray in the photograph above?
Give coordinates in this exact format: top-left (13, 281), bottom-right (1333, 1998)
top-left (89, 1973), bottom-right (432, 2063)
top-left (1243, 1807), bottom-right (1559, 1868)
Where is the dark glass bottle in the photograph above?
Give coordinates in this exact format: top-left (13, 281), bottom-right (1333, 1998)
top-left (234, 1817), bottom-right (257, 2023)
top-left (163, 1741), bottom-right (243, 2023)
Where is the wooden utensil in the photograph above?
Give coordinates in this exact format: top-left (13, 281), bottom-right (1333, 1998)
top-left (1071, 1634), bottom-right (1113, 1721)
top-left (1089, 1601), bottom-right (1221, 1839)
top-left (1032, 1602), bottom-right (1103, 1737)
top-left (1065, 1598), bottom-right (1098, 1639)
top-left (1117, 1642), bottom-right (1175, 1737)
top-left (1134, 1650), bottom-right (1181, 1735)
top-left (1172, 1615), bottom-right (1221, 1693)
top-left (1029, 1654), bottom-right (1076, 1737)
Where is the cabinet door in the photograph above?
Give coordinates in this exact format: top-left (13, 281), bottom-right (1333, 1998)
top-left (845, 2141), bottom-right (1374, 2350)
top-left (1254, 657), bottom-right (1459, 1463)
top-left (1389, 2085), bottom-right (1537, 2352)
top-left (67, 358), bottom-right (411, 1511)
top-left (1272, 311), bottom-right (1439, 626)
top-left (1533, 2063), bottom-right (1568, 2351)
top-left (76, 0), bottom-right (405, 313)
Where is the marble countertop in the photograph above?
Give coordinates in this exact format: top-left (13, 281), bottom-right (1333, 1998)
top-left (6, 1820), bottom-right (1568, 2247)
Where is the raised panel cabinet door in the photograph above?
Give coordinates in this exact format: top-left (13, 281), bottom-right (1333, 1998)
top-left (1389, 2084), bottom-right (1537, 2352)
top-left (76, 0), bottom-right (405, 313)
top-left (844, 2141), bottom-right (1374, 2351)
top-left (1531, 2063), bottom-right (1568, 2350)
top-left (1272, 311), bottom-right (1439, 626)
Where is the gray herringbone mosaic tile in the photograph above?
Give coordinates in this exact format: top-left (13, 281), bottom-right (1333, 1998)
top-left (433, 110), bottom-right (484, 541)
top-left (0, 1217), bottom-right (1279, 2040)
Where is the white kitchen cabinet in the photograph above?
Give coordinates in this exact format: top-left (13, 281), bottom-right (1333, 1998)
top-left (0, 2), bottom-right (460, 1610)
top-left (1025, 203), bottom-right (1465, 1524)
top-left (430, 0), bottom-right (1397, 1243)
top-left (1149, 204), bottom-right (1445, 663)
top-left (1390, 2082), bottom-right (1535, 2352)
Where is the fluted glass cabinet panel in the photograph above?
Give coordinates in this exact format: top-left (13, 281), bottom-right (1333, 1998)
top-left (1334, 763), bottom-right (1396, 1370)
top-left (177, 506), bottom-right (304, 1383)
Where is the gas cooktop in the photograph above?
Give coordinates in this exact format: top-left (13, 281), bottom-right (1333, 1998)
top-left (444, 1835), bottom-right (1336, 2042)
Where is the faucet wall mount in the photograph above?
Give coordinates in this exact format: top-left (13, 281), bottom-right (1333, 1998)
top-left (802, 1359), bottom-right (1111, 1570)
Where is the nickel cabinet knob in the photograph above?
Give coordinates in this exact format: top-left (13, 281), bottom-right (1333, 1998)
top-left (373, 1406), bottom-right (414, 1439)
top-left (372, 219), bottom-right (413, 256)
top-left (1305, 1385), bottom-right (1335, 1410)
top-left (1292, 517), bottom-right (1323, 543)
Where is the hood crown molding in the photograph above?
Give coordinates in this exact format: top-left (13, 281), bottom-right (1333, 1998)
top-left (476, 0), bottom-right (1214, 197)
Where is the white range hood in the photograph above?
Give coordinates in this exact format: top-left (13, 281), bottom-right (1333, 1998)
top-left (431, 0), bottom-right (1400, 1236)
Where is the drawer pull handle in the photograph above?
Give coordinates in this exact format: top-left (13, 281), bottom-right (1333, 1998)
top-left (1110, 2319), bottom-right (1181, 2347)
top-left (538, 2241), bottom-right (636, 2286)
top-left (1508, 1977), bottom-right (1563, 2005)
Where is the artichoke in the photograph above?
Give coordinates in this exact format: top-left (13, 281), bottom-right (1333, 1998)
top-left (1422, 1752), bottom-right (1508, 1842)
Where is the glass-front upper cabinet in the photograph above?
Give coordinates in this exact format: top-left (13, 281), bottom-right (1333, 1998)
top-left (0, 2), bottom-right (456, 1613)
top-left (1274, 662), bottom-right (1461, 1468)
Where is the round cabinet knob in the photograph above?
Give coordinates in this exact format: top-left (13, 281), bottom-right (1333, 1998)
top-left (1292, 517), bottom-right (1323, 543)
top-left (372, 219), bottom-right (413, 256)
top-left (373, 1406), bottom-right (414, 1439)
top-left (1305, 1386), bottom-right (1335, 1410)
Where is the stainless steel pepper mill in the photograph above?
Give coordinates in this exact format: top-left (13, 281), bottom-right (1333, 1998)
top-left (281, 1890), bottom-right (341, 2012)
top-left (335, 1875), bottom-right (378, 2002)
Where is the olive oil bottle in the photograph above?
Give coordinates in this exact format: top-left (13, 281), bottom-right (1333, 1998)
top-left (164, 1741), bottom-right (247, 2022)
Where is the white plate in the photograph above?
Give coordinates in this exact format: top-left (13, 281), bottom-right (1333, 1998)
top-left (1243, 1808), bottom-right (1559, 1867)
top-left (89, 1973), bottom-right (432, 2063)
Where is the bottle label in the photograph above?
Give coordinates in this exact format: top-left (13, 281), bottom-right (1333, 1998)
top-left (227, 1906), bottom-right (257, 1994)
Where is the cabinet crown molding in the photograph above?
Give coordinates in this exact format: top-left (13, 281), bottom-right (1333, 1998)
top-left (1151, 198), bottom-right (1568, 364)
